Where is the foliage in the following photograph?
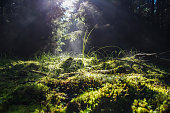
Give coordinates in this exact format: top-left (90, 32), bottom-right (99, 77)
top-left (0, 0), bottom-right (64, 56)
top-left (53, 0), bottom-right (87, 53)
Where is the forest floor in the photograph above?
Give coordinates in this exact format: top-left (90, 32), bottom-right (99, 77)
top-left (0, 53), bottom-right (169, 113)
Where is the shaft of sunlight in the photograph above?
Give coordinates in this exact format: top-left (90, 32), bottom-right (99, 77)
top-left (62, 0), bottom-right (78, 13)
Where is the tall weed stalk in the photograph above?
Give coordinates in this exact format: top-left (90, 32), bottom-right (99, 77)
top-left (82, 27), bottom-right (95, 58)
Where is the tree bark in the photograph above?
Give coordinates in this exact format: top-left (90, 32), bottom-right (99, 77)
top-left (151, 0), bottom-right (155, 24)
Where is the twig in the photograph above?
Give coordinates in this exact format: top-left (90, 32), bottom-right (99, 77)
top-left (28, 70), bottom-right (47, 76)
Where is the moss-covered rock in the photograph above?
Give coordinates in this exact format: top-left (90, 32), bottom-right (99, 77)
top-left (60, 57), bottom-right (84, 73)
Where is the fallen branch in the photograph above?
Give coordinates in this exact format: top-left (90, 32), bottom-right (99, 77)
top-left (28, 70), bottom-right (47, 76)
top-left (58, 72), bottom-right (83, 79)
top-left (92, 69), bottom-right (115, 74)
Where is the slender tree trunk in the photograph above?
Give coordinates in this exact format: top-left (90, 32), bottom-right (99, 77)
top-left (151, 0), bottom-right (155, 24)
top-left (0, 0), bottom-right (3, 24)
top-left (167, 0), bottom-right (170, 33)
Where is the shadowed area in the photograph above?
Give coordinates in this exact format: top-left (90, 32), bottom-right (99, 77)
top-left (83, 0), bottom-right (169, 52)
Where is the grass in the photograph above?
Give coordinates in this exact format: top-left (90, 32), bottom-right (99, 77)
top-left (82, 27), bottom-right (95, 59)
top-left (0, 52), bottom-right (169, 113)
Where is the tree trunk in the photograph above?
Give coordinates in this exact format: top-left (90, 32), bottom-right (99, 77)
top-left (151, 0), bottom-right (155, 24)
top-left (0, 0), bottom-right (4, 24)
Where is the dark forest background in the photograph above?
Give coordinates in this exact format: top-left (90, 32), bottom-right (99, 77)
top-left (0, 0), bottom-right (170, 57)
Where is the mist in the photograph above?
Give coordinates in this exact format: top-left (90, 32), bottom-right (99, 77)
top-left (0, 0), bottom-right (170, 56)
top-left (59, 0), bottom-right (170, 55)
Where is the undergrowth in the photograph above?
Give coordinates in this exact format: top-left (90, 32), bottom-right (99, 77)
top-left (0, 52), bottom-right (169, 113)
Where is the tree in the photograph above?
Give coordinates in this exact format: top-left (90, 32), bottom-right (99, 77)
top-left (0, 0), bottom-right (64, 57)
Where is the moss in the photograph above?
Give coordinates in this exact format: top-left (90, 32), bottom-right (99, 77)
top-left (10, 84), bottom-right (48, 105)
top-left (66, 101), bottom-right (81, 113)
top-left (69, 83), bottom-right (129, 112)
top-left (114, 66), bottom-right (127, 73)
top-left (60, 57), bottom-right (84, 73)
top-left (132, 99), bottom-right (150, 113)
top-left (101, 62), bottom-right (112, 70)
top-left (0, 55), bottom-right (169, 113)
top-left (39, 75), bottom-right (103, 95)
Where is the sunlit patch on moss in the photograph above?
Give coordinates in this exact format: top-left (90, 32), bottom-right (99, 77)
top-left (0, 54), bottom-right (169, 113)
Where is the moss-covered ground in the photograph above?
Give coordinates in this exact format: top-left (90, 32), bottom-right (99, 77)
top-left (0, 54), bottom-right (169, 113)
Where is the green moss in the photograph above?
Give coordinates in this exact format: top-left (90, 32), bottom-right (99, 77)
top-left (132, 99), bottom-right (150, 113)
top-left (68, 83), bottom-right (128, 112)
top-left (60, 57), bottom-right (84, 73)
top-left (11, 84), bottom-right (48, 105)
top-left (0, 54), bottom-right (169, 113)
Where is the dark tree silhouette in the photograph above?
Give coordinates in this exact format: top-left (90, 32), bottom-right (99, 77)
top-left (0, 0), bottom-right (63, 57)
